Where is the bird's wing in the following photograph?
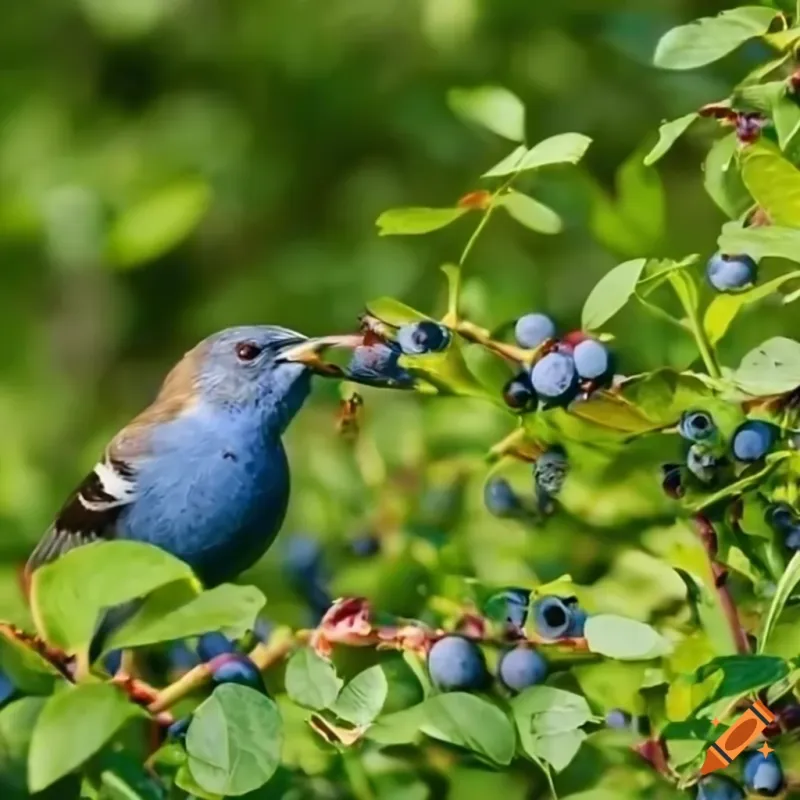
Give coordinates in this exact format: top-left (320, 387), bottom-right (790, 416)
top-left (26, 447), bottom-right (139, 576)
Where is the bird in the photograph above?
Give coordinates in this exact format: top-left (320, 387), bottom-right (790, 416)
top-left (24, 325), bottom-right (338, 655)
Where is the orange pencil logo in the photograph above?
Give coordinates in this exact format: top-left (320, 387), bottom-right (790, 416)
top-left (700, 699), bottom-right (775, 775)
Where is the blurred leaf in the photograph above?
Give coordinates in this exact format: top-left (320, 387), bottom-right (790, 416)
top-left (107, 179), bottom-right (211, 268)
top-left (572, 661), bottom-right (648, 714)
top-left (653, 7), bottom-right (777, 70)
top-left (718, 222), bottom-right (800, 263)
top-left (739, 141), bottom-right (800, 226)
top-left (30, 541), bottom-right (198, 654)
top-left (526, 729), bottom-right (586, 773)
top-left (97, 750), bottom-right (168, 800)
top-left (367, 704), bottom-right (425, 746)
top-left (79, 0), bottom-right (171, 39)
top-left (704, 267), bottom-right (800, 345)
top-left (759, 550), bottom-right (800, 653)
top-left (419, 693), bottom-right (515, 765)
top-left (585, 615), bottom-right (672, 661)
top-left (28, 684), bottom-right (144, 792)
top-left (483, 133), bottom-right (591, 178)
top-left (695, 654), bottom-right (788, 702)
top-left (566, 392), bottom-right (661, 435)
top-left (174, 765), bottom-right (221, 800)
top-left (0, 627), bottom-right (64, 695)
top-left (376, 208), bottom-right (468, 236)
top-left (285, 648), bottom-right (342, 710)
top-left (330, 664), bottom-right (388, 726)
top-left (365, 297), bottom-right (430, 325)
top-left (704, 134), bottom-right (751, 219)
top-left (186, 685), bottom-right (282, 796)
top-left (734, 336), bottom-right (800, 395)
top-left (497, 192), bottom-right (562, 234)
top-left (735, 81), bottom-right (786, 113)
top-left (511, 686), bottom-right (592, 735)
top-left (104, 583), bottom-right (265, 655)
top-left (447, 86), bottom-right (525, 142)
top-left (773, 97), bottom-right (800, 149)
top-left (644, 113), bottom-right (698, 166)
top-left (581, 258), bottom-right (647, 331)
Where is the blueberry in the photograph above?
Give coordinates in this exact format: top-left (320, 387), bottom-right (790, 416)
top-left (346, 343), bottom-right (414, 388)
top-left (498, 647), bottom-right (548, 692)
top-left (687, 445), bottom-right (719, 484)
top-left (532, 596), bottom-right (573, 640)
top-left (167, 716), bottom-right (191, 741)
top-left (534, 447), bottom-right (568, 498)
top-left (502, 372), bottom-right (538, 412)
top-left (350, 533), bottom-right (381, 557)
top-left (284, 535), bottom-right (324, 583)
top-left (168, 642), bottom-right (200, 672)
top-left (564, 607), bottom-right (587, 637)
top-left (209, 654), bottom-right (266, 693)
top-left (197, 632), bottom-right (238, 661)
top-left (786, 527), bottom-right (800, 551)
top-left (573, 339), bottom-right (613, 383)
top-left (706, 253), bottom-right (757, 293)
top-left (484, 477), bottom-right (524, 518)
top-left (696, 775), bottom-right (745, 800)
top-left (485, 587), bottom-right (531, 631)
top-left (679, 410), bottom-right (716, 443)
top-left (530, 352), bottom-right (579, 406)
top-left (104, 650), bottom-right (122, 675)
top-left (605, 709), bottom-right (631, 729)
top-left (514, 313), bottom-right (556, 349)
top-left (661, 463), bottom-right (684, 498)
top-left (396, 321), bottom-right (451, 355)
top-left (253, 618), bottom-right (274, 643)
top-left (427, 635), bottom-right (489, 692)
top-left (743, 751), bottom-right (784, 796)
top-left (731, 420), bottom-right (778, 462)
top-left (0, 670), bottom-right (15, 708)
top-left (305, 582), bottom-right (333, 623)
top-left (765, 502), bottom-right (796, 534)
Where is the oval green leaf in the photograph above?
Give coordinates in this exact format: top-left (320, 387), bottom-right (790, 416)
top-left (734, 336), bottom-right (800, 395)
top-left (759, 550), bottom-right (800, 653)
top-left (644, 113), bottom-right (698, 166)
top-left (447, 86), bottom-right (525, 142)
top-left (718, 221), bottom-right (800, 263)
top-left (740, 142), bottom-right (800, 227)
top-left (585, 614), bottom-right (672, 661)
top-left (581, 258), bottom-right (647, 331)
top-left (498, 191), bottom-right (562, 234)
top-left (704, 134), bottom-right (751, 220)
top-left (284, 647), bottom-right (342, 711)
top-left (376, 207), bottom-right (468, 236)
top-left (483, 133), bottom-right (591, 178)
top-left (330, 665), bottom-right (388, 726)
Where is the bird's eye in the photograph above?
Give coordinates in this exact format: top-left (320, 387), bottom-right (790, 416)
top-left (235, 342), bottom-right (262, 361)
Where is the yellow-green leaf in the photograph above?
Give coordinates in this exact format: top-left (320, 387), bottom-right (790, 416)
top-left (739, 142), bottom-right (800, 227)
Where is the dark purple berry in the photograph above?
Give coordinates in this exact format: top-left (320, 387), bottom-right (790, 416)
top-left (502, 372), bottom-right (537, 412)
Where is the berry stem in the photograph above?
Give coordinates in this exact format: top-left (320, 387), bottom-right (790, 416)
top-left (674, 290), bottom-right (721, 380)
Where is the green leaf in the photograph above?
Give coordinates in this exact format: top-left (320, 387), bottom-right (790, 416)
top-left (30, 541), bottom-right (198, 654)
top-left (483, 133), bottom-right (591, 178)
top-left (104, 583), bottom-right (265, 654)
top-left (718, 221), bottom-right (800, 263)
top-left (330, 665), bottom-right (388, 726)
top-left (735, 80), bottom-right (786, 114)
top-left (186, 685), bottom-right (282, 797)
top-left (376, 207), bottom-right (468, 236)
top-left (510, 686), bottom-right (592, 736)
top-left (695, 655), bottom-right (788, 701)
top-left (740, 141), bottom-right (800, 227)
top-left (364, 297), bottom-right (430, 326)
top-left (704, 266), bottom-right (800, 345)
top-left (774, 96), bottom-right (800, 149)
top-left (527, 729), bottom-right (586, 773)
top-left (585, 615), bottom-right (672, 661)
top-left (419, 693), bottom-right (515, 765)
top-left (760, 550), bottom-right (800, 653)
top-left (0, 627), bottom-right (65, 695)
top-left (644, 113), bottom-right (699, 165)
top-left (734, 336), bottom-right (800, 395)
top-left (581, 258), bottom-right (647, 331)
top-left (107, 178), bottom-right (211, 268)
top-left (497, 191), bottom-right (562, 234)
top-left (366, 705), bottom-right (426, 746)
top-left (704, 134), bottom-right (751, 220)
top-left (653, 7), bottom-right (777, 70)
top-left (447, 86), bottom-right (525, 142)
top-left (284, 648), bottom-right (342, 710)
top-left (28, 684), bottom-right (144, 792)
top-left (97, 750), bottom-right (169, 800)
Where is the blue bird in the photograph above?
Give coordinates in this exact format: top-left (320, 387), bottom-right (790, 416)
top-left (25, 326), bottom-right (334, 653)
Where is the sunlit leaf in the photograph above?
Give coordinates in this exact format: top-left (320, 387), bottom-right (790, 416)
top-left (704, 134), bottom-right (751, 220)
top-left (497, 191), bottom-right (562, 234)
top-left (585, 615), bottom-right (672, 661)
top-left (759, 551), bottom-right (800, 653)
top-left (330, 665), bottom-right (388, 726)
top-left (644, 113), bottom-right (699, 165)
top-left (483, 133), bottom-right (591, 178)
top-left (447, 86), bottom-right (525, 142)
top-left (581, 258), bottom-right (647, 331)
top-left (739, 141), bottom-right (800, 227)
top-left (653, 7), bottom-right (777, 70)
top-left (284, 648), bottom-right (342, 710)
top-left (734, 336), bottom-right (800, 395)
top-left (718, 221), bottom-right (800, 263)
top-left (376, 207), bottom-right (468, 236)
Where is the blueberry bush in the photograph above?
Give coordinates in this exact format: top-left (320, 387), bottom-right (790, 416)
top-left (8, 3), bottom-right (800, 800)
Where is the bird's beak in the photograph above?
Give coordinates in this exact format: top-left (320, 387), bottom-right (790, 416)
top-left (277, 334), bottom-right (362, 376)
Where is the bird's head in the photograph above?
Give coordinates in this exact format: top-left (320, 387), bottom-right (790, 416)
top-left (195, 325), bottom-right (317, 433)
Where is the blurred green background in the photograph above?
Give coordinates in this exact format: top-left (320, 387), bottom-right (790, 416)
top-left (0, 0), bottom-right (796, 631)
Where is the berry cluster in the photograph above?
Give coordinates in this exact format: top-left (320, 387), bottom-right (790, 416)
top-left (426, 593), bottom-right (587, 694)
top-left (696, 750), bottom-right (784, 799)
top-left (503, 313), bottom-right (614, 412)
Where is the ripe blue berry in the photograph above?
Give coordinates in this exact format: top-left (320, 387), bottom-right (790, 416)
top-left (427, 635), bottom-right (489, 692)
top-left (167, 716), bottom-right (191, 741)
top-left (565, 606), bottom-right (587, 637)
top-left (350, 533), bottom-right (381, 557)
top-left (605, 709), bottom-right (631, 729)
top-left (765, 503), bottom-right (796, 534)
top-left (209, 654), bottom-right (266, 693)
top-left (530, 352), bottom-right (579, 406)
top-left (706, 253), bottom-right (757, 293)
top-left (696, 775), bottom-right (745, 800)
top-left (679, 410), bottom-right (716, 443)
top-left (687, 445), bottom-right (719, 484)
top-left (731, 420), bottom-right (778, 462)
top-left (284, 535), bottom-right (324, 583)
top-left (498, 647), bottom-right (548, 692)
top-left (197, 632), bottom-right (237, 661)
top-left (743, 751), bottom-right (784, 796)
top-left (573, 339), bottom-right (613, 382)
top-left (168, 642), bottom-right (199, 672)
top-left (533, 596), bottom-right (574, 639)
top-left (515, 313), bottom-right (556, 349)
top-left (396, 321), bottom-right (451, 355)
top-left (534, 447), bottom-right (568, 498)
top-left (661, 463), bottom-right (684, 498)
top-left (484, 477), bottom-right (524, 518)
top-left (786, 527), bottom-right (800, 551)
top-left (487, 587), bottom-right (531, 630)
top-left (502, 372), bottom-right (538, 412)
top-left (346, 343), bottom-right (414, 388)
